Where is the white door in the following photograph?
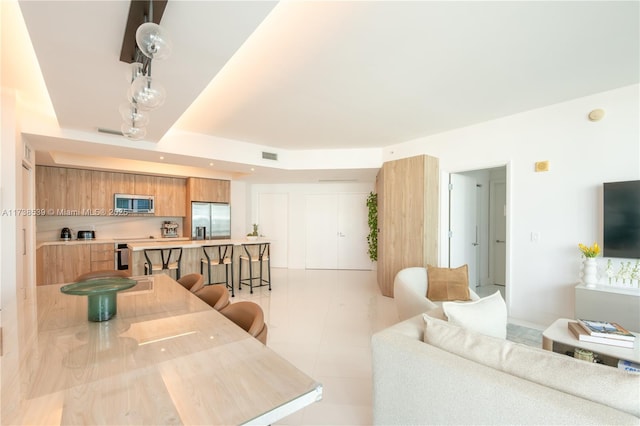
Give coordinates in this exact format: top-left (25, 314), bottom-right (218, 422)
top-left (490, 180), bottom-right (507, 285)
top-left (337, 193), bottom-right (371, 270)
top-left (257, 193), bottom-right (288, 268)
top-left (449, 174), bottom-right (479, 289)
top-left (305, 193), bottom-right (371, 270)
top-left (305, 194), bottom-right (339, 269)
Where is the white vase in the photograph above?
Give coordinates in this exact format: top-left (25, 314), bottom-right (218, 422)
top-left (583, 258), bottom-right (598, 288)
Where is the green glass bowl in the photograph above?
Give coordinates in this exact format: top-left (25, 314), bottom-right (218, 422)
top-left (61, 278), bottom-right (137, 322)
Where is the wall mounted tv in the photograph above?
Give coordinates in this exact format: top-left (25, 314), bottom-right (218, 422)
top-left (603, 180), bottom-right (640, 259)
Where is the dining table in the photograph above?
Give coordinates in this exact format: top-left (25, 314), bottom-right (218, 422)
top-left (9, 273), bottom-right (322, 425)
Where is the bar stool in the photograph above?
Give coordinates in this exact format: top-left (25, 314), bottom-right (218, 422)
top-left (238, 243), bottom-right (271, 294)
top-left (144, 247), bottom-right (182, 279)
top-left (200, 244), bottom-right (234, 297)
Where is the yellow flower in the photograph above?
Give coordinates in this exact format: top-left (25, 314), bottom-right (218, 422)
top-left (578, 242), bottom-right (600, 258)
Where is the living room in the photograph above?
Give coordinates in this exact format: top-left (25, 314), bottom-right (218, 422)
top-left (1, 1), bottom-right (639, 424)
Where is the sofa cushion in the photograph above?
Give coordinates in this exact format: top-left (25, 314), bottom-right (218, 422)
top-left (442, 290), bottom-right (507, 338)
top-left (423, 315), bottom-right (640, 418)
top-left (426, 264), bottom-right (471, 301)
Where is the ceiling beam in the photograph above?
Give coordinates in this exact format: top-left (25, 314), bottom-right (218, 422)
top-left (119, 0), bottom-right (168, 63)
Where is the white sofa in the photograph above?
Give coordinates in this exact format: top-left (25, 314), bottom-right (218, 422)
top-left (394, 266), bottom-right (480, 322)
top-left (371, 314), bottom-right (640, 425)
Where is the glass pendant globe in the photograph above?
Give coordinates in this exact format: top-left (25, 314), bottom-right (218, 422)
top-left (126, 62), bottom-right (144, 83)
top-left (119, 102), bottom-right (150, 127)
top-left (136, 22), bottom-right (172, 60)
top-left (121, 123), bottom-right (147, 140)
top-left (128, 76), bottom-right (166, 111)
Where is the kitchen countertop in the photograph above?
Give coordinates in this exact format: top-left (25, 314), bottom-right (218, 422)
top-left (126, 238), bottom-right (269, 251)
top-left (36, 237), bottom-right (190, 250)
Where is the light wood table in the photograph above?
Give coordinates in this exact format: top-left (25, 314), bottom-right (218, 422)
top-left (542, 318), bottom-right (640, 366)
top-left (8, 274), bottom-right (321, 425)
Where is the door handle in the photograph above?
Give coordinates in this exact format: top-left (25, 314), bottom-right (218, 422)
top-left (496, 240), bottom-right (505, 243)
top-left (472, 242), bottom-right (479, 246)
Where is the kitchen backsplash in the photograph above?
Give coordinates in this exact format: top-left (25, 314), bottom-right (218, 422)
top-left (37, 216), bottom-right (184, 241)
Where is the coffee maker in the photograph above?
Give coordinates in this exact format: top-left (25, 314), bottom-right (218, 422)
top-left (60, 227), bottom-right (72, 241)
top-left (161, 221), bottom-right (179, 238)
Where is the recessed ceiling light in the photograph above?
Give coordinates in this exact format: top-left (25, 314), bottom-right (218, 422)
top-left (159, 156), bottom-right (164, 160)
top-left (250, 168), bottom-right (255, 172)
top-left (209, 162), bottom-right (214, 166)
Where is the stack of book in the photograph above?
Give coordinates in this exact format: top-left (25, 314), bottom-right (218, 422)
top-left (567, 319), bottom-right (636, 348)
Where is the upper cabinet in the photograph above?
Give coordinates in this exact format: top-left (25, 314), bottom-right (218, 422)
top-left (36, 166), bottom-right (91, 213)
top-left (155, 176), bottom-right (186, 217)
top-left (37, 166), bottom-right (187, 217)
top-left (91, 171), bottom-right (135, 211)
top-left (187, 178), bottom-right (230, 203)
top-left (376, 154), bottom-right (439, 297)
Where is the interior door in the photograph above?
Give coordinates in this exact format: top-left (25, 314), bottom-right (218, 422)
top-left (305, 194), bottom-right (339, 269)
top-left (305, 193), bottom-right (371, 270)
top-left (258, 193), bottom-right (289, 268)
top-left (337, 193), bottom-right (371, 270)
top-left (449, 174), bottom-right (479, 289)
top-left (490, 180), bottom-right (507, 285)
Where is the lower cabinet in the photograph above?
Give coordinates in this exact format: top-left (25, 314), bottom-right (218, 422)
top-left (90, 243), bottom-right (116, 271)
top-left (36, 243), bottom-right (115, 285)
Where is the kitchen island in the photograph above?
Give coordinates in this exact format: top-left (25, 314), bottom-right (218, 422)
top-left (127, 238), bottom-right (269, 280)
top-left (3, 273), bottom-right (321, 425)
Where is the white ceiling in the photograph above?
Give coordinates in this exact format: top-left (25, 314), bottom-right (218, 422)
top-left (9, 1), bottom-right (640, 182)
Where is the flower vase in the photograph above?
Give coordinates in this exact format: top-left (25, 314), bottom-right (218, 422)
top-left (583, 258), bottom-right (598, 288)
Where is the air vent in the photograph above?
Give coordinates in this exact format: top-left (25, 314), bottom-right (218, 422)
top-left (262, 152), bottom-right (278, 161)
top-left (98, 128), bottom-right (124, 136)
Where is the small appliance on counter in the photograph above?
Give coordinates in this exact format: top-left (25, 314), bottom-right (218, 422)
top-left (195, 226), bottom-right (206, 240)
top-left (60, 227), bottom-right (72, 241)
top-left (77, 230), bottom-right (96, 240)
top-left (161, 221), bottom-right (179, 238)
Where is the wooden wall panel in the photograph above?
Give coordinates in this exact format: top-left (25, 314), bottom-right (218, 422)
top-left (377, 155), bottom-right (439, 297)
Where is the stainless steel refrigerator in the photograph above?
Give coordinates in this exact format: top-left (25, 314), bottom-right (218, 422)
top-left (191, 202), bottom-right (231, 239)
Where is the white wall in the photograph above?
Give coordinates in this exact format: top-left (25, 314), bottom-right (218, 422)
top-left (249, 182), bottom-right (375, 269)
top-left (384, 84), bottom-right (640, 326)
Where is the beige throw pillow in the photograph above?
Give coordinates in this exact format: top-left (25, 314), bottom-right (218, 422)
top-left (426, 264), bottom-right (471, 301)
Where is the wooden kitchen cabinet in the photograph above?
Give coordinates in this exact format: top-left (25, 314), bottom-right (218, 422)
top-left (36, 244), bottom-right (91, 285)
top-left (184, 178), bottom-right (230, 237)
top-left (90, 243), bottom-right (115, 271)
top-left (187, 178), bottom-right (230, 203)
top-left (37, 243), bottom-right (117, 285)
top-left (155, 176), bottom-right (187, 217)
top-left (376, 154), bottom-right (439, 297)
top-left (36, 166), bottom-right (92, 213)
top-left (134, 174), bottom-right (156, 196)
top-left (91, 171), bottom-right (135, 211)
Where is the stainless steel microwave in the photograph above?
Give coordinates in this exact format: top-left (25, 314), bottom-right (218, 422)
top-left (114, 193), bottom-right (155, 214)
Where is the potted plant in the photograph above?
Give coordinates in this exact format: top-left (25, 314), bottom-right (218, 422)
top-left (247, 224), bottom-right (259, 241)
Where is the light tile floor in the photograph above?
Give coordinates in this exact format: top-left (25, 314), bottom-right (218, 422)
top-left (231, 268), bottom-right (541, 425)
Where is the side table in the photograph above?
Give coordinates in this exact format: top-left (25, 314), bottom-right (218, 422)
top-left (542, 318), bottom-right (640, 367)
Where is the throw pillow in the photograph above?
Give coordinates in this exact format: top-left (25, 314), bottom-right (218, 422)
top-left (426, 264), bottom-right (470, 301)
top-left (442, 290), bottom-right (507, 339)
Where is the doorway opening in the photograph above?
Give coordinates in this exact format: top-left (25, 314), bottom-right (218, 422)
top-left (448, 166), bottom-right (507, 300)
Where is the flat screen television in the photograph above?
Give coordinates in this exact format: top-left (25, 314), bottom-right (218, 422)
top-left (603, 180), bottom-right (640, 259)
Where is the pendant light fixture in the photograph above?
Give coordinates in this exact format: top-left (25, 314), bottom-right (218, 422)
top-left (119, 0), bottom-right (171, 140)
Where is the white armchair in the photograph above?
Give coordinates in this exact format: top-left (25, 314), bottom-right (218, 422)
top-left (394, 267), bottom-right (480, 321)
